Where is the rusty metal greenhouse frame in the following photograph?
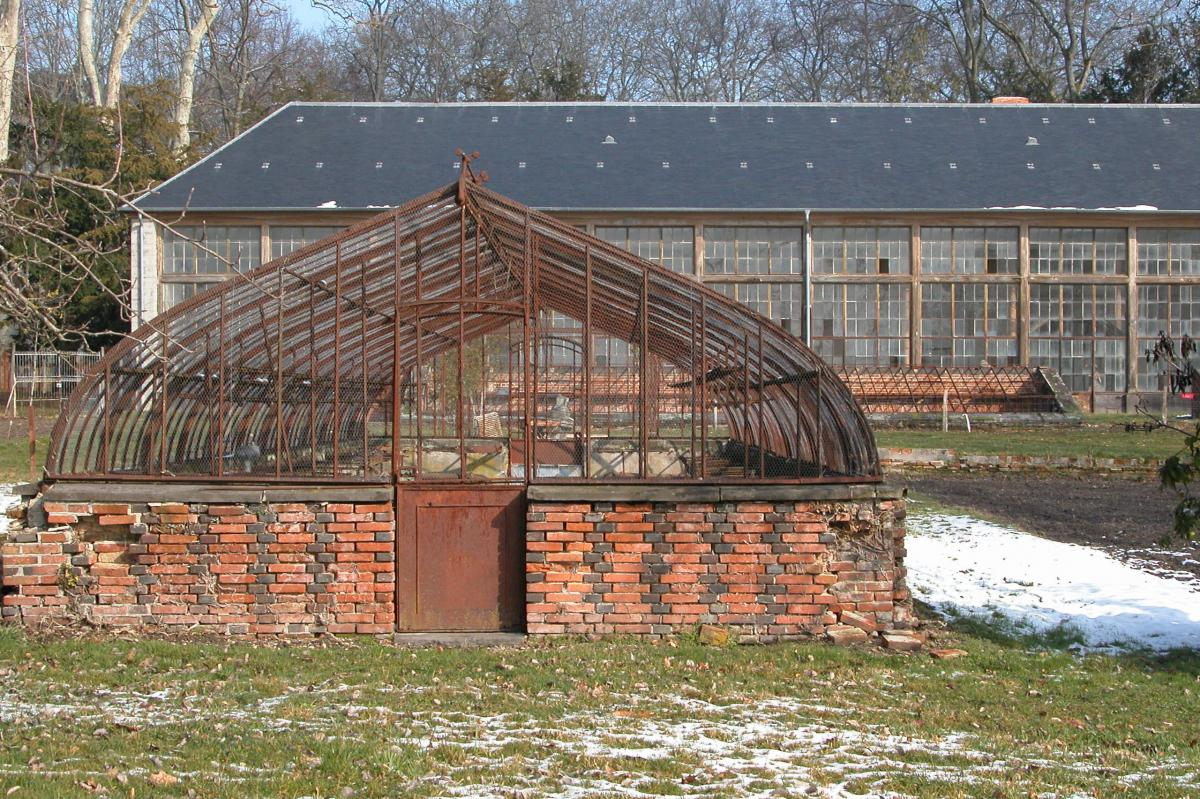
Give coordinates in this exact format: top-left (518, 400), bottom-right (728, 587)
top-left (46, 155), bottom-right (880, 485)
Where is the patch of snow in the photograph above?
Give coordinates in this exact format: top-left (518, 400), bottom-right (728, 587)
top-left (0, 484), bottom-right (16, 535)
top-left (907, 511), bottom-right (1200, 651)
top-left (317, 200), bottom-right (338, 208)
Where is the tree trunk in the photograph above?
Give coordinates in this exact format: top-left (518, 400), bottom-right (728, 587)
top-left (103, 0), bottom-right (153, 108)
top-left (77, 0), bottom-right (103, 105)
top-left (171, 0), bottom-right (221, 153)
top-left (0, 0), bottom-right (19, 163)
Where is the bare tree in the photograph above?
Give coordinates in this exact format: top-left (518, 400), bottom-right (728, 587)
top-left (0, 0), bottom-right (20, 162)
top-left (896, 0), bottom-right (997, 100)
top-left (778, 0), bottom-right (850, 100)
top-left (644, 0), bottom-right (780, 101)
top-left (980, 0), bottom-right (1177, 99)
top-left (199, 0), bottom-right (310, 138)
top-left (171, 0), bottom-right (220, 151)
top-left (77, 0), bottom-right (154, 107)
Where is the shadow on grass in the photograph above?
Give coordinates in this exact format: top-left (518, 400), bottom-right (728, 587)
top-left (920, 600), bottom-right (1088, 650)
top-left (917, 599), bottom-right (1200, 673)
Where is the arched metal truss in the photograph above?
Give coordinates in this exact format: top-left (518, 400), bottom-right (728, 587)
top-left (47, 163), bottom-right (879, 484)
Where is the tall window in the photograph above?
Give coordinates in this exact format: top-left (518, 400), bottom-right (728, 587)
top-left (1030, 228), bottom-right (1127, 275)
top-left (813, 227), bottom-right (910, 274)
top-left (160, 225), bottom-right (261, 311)
top-left (921, 284), bottom-right (1018, 366)
top-left (811, 283), bottom-right (910, 366)
top-left (712, 283), bottom-right (805, 337)
top-left (1029, 284), bottom-right (1126, 392)
top-left (1137, 284), bottom-right (1200, 389)
top-left (1137, 229), bottom-right (1200, 276)
top-left (162, 225), bottom-right (261, 275)
top-left (269, 226), bottom-right (343, 260)
top-left (596, 226), bottom-right (694, 274)
top-left (703, 227), bottom-right (803, 275)
top-left (921, 227), bottom-right (1019, 274)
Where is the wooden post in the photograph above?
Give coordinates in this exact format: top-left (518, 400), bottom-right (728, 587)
top-left (910, 225), bottom-right (921, 366)
top-left (1126, 225), bottom-right (1139, 409)
top-left (1161, 374), bottom-right (1169, 425)
top-left (1018, 223), bottom-right (1031, 366)
top-left (28, 401), bottom-right (36, 480)
top-left (942, 388), bottom-right (949, 432)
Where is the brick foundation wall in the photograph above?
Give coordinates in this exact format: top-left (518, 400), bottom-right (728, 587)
top-left (1, 497), bottom-right (394, 635)
top-left (525, 492), bottom-right (910, 642)
top-left (3, 482), bottom-right (907, 643)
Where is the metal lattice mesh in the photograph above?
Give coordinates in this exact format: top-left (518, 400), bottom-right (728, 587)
top-left (48, 175), bottom-right (878, 484)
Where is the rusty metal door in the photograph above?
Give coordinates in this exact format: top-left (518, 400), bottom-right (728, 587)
top-left (395, 485), bottom-right (525, 632)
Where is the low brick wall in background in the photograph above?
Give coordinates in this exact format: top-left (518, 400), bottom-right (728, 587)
top-left (524, 485), bottom-right (910, 642)
top-left (1, 488), bottom-right (394, 635)
top-left (880, 447), bottom-right (1157, 473)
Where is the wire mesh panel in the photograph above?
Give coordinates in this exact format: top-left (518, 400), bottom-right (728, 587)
top-left (7, 351), bottom-right (102, 406)
top-left (48, 166), bottom-right (879, 484)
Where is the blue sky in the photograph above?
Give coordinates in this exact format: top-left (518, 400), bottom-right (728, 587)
top-left (283, 0), bottom-right (333, 31)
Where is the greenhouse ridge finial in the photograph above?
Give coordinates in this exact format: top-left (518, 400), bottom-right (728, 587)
top-left (454, 149), bottom-right (487, 202)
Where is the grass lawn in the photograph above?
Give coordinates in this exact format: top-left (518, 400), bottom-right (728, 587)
top-left (876, 417), bottom-right (1190, 461)
top-left (0, 436), bottom-right (45, 484)
top-left (0, 627), bottom-right (1196, 798)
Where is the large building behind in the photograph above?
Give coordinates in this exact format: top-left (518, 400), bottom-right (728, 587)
top-left (128, 101), bottom-right (1200, 411)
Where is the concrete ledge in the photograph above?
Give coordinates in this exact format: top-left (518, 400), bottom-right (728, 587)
top-left (527, 482), bottom-right (904, 503)
top-left (39, 481), bottom-right (393, 504)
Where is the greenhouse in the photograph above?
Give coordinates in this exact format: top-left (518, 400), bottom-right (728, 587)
top-left (3, 159), bottom-right (907, 640)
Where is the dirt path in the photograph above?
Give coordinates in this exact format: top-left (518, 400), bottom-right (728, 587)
top-left (900, 471), bottom-right (1200, 588)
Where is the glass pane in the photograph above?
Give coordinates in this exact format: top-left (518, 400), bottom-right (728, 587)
top-left (270, 226), bottom-right (343, 260)
top-left (162, 225), bottom-right (261, 275)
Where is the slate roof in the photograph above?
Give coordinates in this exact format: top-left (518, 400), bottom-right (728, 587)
top-left (131, 102), bottom-right (1200, 213)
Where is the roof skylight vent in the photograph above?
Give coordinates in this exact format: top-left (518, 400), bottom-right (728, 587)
top-left (261, 161), bottom-right (270, 169)
top-left (1163, 117), bottom-right (1171, 125)
top-left (358, 116), bottom-right (367, 123)
top-left (904, 117), bottom-right (912, 124)
top-left (491, 115), bottom-right (499, 122)
top-left (1041, 117), bottom-right (1049, 124)
top-left (518, 161), bottom-right (526, 168)
top-left (1026, 136), bottom-right (1039, 145)
top-left (1153, 163), bottom-right (1161, 170)
top-left (829, 116), bottom-right (837, 124)
top-left (416, 116), bottom-right (424, 123)
top-left (602, 134), bottom-right (616, 144)
top-left (565, 115), bottom-right (573, 123)
top-left (1088, 117), bottom-right (1096, 124)
top-left (1027, 162), bottom-right (1035, 169)
top-left (805, 161), bottom-right (813, 169)
top-left (709, 115), bottom-right (717, 123)
top-left (662, 161), bottom-right (670, 169)
top-left (315, 162), bottom-right (323, 169)
top-left (596, 161), bottom-right (604, 168)
top-left (766, 115), bottom-right (774, 123)
top-left (375, 161), bottom-right (383, 169)
top-left (213, 162), bottom-right (222, 170)
top-left (883, 161), bottom-right (891, 169)
top-left (453, 161), bottom-right (460, 169)
top-left (740, 161), bottom-right (748, 169)
top-left (628, 115), bottom-right (636, 123)
top-left (295, 115), bottom-right (304, 123)
top-left (1092, 163), bottom-right (1101, 170)
top-left (978, 117), bottom-right (987, 124)
top-left (949, 162), bottom-right (957, 170)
